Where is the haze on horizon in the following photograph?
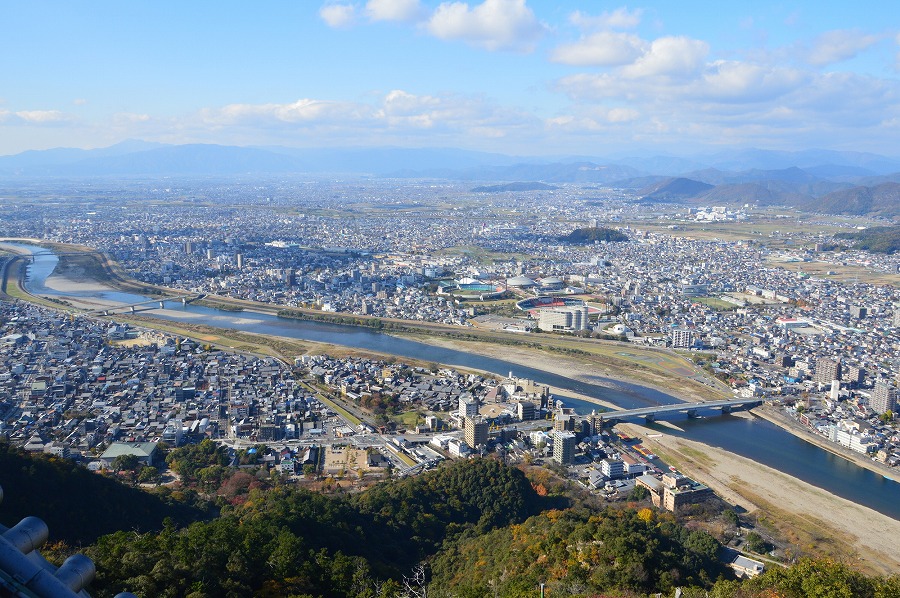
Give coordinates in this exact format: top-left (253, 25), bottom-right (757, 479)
top-left (2, 0), bottom-right (899, 158)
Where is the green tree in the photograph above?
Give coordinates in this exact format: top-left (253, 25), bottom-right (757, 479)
top-left (137, 466), bottom-right (161, 485)
top-left (745, 531), bottom-right (767, 553)
top-left (112, 454), bottom-right (140, 472)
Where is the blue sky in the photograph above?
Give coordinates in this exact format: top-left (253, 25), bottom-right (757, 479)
top-left (1, 0), bottom-right (898, 156)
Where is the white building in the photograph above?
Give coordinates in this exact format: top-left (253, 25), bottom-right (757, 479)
top-left (538, 306), bottom-right (589, 332)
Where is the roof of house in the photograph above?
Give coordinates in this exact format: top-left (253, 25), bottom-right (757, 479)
top-left (99, 441), bottom-right (158, 460)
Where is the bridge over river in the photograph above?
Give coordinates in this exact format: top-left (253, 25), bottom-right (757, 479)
top-left (598, 398), bottom-right (763, 423)
top-left (83, 293), bottom-right (205, 316)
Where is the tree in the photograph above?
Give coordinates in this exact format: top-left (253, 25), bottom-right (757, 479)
top-left (138, 466), bottom-right (161, 485)
top-left (745, 531), bottom-right (767, 553)
top-left (112, 453), bottom-right (140, 472)
top-left (628, 485), bottom-right (649, 501)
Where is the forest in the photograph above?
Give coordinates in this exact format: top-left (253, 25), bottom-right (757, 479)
top-left (2, 443), bottom-right (899, 597)
top-left (561, 227), bottom-right (630, 244)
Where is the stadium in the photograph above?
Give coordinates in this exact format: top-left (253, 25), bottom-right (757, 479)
top-left (515, 295), bottom-right (604, 316)
top-left (437, 278), bottom-right (507, 300)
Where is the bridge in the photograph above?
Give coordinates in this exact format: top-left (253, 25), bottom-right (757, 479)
top-left (595, 398), bottom-right (763, 424)
top-left (27, 249), bottom-right (104, 262)
top-left (83, 294), bottom-right (204, 316)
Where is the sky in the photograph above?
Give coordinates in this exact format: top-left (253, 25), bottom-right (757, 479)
top-left (1, 0), bottom-right (899, 157)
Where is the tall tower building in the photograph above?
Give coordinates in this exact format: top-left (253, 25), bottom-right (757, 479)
top-left (871, 381), bottom-right (897, 414)
top-left (553, 431), bottom-right (576, 465)
top-left (464, 417), bottom-right (488, 448)
top-left (814, 357), bottom-right (841, 386)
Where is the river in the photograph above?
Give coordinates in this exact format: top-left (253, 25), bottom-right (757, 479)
top-left (10, 242), bottom-right (900, 520)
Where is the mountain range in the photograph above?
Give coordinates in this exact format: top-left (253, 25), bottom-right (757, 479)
top-left (2, 141), bottom-right (899, 218)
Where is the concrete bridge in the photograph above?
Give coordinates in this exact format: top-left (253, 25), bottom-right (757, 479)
top-left (596, 398), bottom-right (763, 424)
top-left (28, 249), bottom-right (104, 261)
top-left (83, 294), bottom-right (204, 316)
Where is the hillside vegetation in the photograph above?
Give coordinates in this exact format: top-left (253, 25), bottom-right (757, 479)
top-left (3, 446), bottom-right (900, 597)
top-left (834, 226), bottom-right (900, 254)
top-left (562, 226), bottom-right (629, 243)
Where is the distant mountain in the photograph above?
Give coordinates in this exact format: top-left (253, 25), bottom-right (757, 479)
top-left (686, 166), bottom-right (821, 185)
top-left (852, 172), bottom-right (900, 187)
top-left (61, 144), bottom-right (306, 176)
top-left (606, 155), bottom-right (708, 175)
top-left (638, 177), bottom-right (714, 202)
top-left (694, 183), bottom-right (811, 207)
top-left (0, 139), bottom-right (170, 175)
top-left (833, 226), bottom-right (900, 253)
top-left (699, 148), bottom-right (900, 175)
top-left (264, 146), bottom-right (527, 175)
top-left (471, 182), bottom-right (559, 192)
top-left (1, 141), bottom-right (898, 181)
top-left (396, 161), bottom-right (645, 183)
top-left (806, 182), bottom-right (900, 218)
top-left (0, 143), bottom-right (306, 176)
top-left (606, 175), bottom-right (671, 190)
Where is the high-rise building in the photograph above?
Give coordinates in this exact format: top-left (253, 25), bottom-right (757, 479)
top-left (553, 431), bottom-right (576, 465)
top-left (671, 328), bottom-right (693, 349)
top-left (459, 397), bottom-right (478, 419)
top-left (842, 364), bottom-right (864, 386)
top-left (814, 357), bottom-right (842, 386)
top-left (871, 381), bottom-right (897, 414)
top-left (464, 417), bottom-right (488, 448)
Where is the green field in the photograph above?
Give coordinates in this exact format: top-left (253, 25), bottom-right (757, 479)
top-left (693, 296), bottom-right (738, 310)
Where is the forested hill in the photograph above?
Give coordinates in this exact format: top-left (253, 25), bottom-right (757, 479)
top-left (834, 226), bottom-right (900, 254)
top-left (4, 446), bottom-right (900, 597)
top-left (0, 443), bottom-right (212, 545)
top-left (562, 226), bottom-right (629, 243)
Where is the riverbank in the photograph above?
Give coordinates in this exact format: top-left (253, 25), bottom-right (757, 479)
top-left (753, 404), bottom-right (899, 483)
top-left (619, 419), bottom-right (900, 576)
top-left (15, 256), bottom-right (900, 572)
top-left (386, 333), bottom-right (720, 407)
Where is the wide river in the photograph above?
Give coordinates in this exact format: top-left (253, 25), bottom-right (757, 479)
top-left (12, 242), bottom-right (900, 520)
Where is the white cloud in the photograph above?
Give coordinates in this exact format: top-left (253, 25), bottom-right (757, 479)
top-left (365, 0), bottom-right (424, 22)
top-left (621, 36), bottom-right (709, 79)
top-left (606, 107), bottom-right (640, 122)
top-left (204, 99), bottom-right (369, 127)
top-left (805, 29), bottom-right (882, 67)
top-left (569, 7), bottom-right (643, 30)
top-left (701, 61), bottom-right (807, 102)
top-left (319, 3), bottom-right (357, 28)
top-left (113, 112), bottom-right (151, 124)
top-left (426, 0), bottom-right (545, 52)
top-left (550, 31), bottom-right (647, 66)
top-left (15, 110), bottom-right (68, 124)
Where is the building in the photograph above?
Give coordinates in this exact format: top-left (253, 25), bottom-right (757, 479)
top-left (98, 442), bottom-right (158, 468)
top-left (842, 364), bottom-right (864, 386)
top-left (731, 555), bottom-right (765, 578)
top-left (871, 381), bottom-right (897, 415)
top-left (639, 472), bottom-right (712, 513)
top-left (538, 305), bottom-right (588, 332)
top-left (671, 328), bottom-right (693, 349)
top-left (516, 401), bottom-right (535, 421)
top-left (814, 357), bottom-right (841, 387)
top-left (553, 413), bottom-right (576, 432)
top-left (850, 305), bottom-right (868, 319)
top-left (464, 416), bottom-right (488, 448)
top-left (600, 458), bottom-right (625, 479)
top-left (459, 397), bottom-right (478, 419)
top-left (553, 431), bottom-right (576, 465)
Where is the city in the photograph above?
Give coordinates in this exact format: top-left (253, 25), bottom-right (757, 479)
top-left (3, 0), bottom-right (900, 596)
